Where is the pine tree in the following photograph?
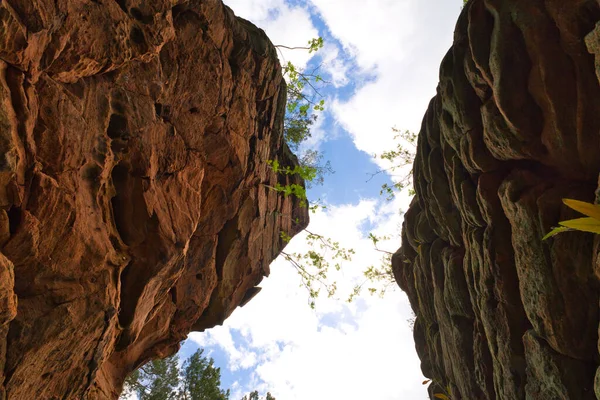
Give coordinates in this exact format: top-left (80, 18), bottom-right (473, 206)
top-left (240, 391), bottom-right (275, 400)
top-left (121, 349), bottom-right (230, 400)
top-left (121, 354), bottom-right (179, 400)
top-left (179, 349), bottom-right (230, 400)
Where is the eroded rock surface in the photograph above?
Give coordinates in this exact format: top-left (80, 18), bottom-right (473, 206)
top-left (0, 1), bottom-right (308, 398)
top-left (395, 1), bottom-right (600, 399)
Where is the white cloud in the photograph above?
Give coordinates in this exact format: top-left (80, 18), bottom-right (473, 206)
top-left (189, 196), bottom-right (426, 399)
top-left (224, 0), bottom-right (319, 70)
top-left (184, 1), bottom-right (465, 399)
top-left (309, 0), bottom-right (463, 168)
top-left (308, 0), bottom-right (417, 72)
top-left (319, 43), bottom-right (350, 88)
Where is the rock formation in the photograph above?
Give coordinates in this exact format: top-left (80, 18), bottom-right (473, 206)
top-left (394, 0), bottom-right (600, 399)
top-left (0, 1), bottom-right (308, 398)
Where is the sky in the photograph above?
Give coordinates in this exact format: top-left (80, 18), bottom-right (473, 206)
top-left (175, 1), bottom-right (462, 399)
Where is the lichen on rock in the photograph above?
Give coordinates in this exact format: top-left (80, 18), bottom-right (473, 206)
top-left (394, 0), bottom-right (600, 399)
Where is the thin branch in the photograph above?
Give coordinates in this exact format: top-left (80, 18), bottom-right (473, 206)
top-left (281, 251), bottom-right (335, 293)
top-left (274, 45), bottom-right (312, 51)
top-left (365, 163), bottom-right (413, 183)
top-left (304, 229), bottom-right (336, 251)
top-left (297, 71), bottom-right (324, 97)
top-left (287, 87), bottom-right (318, 106)
top-left (373, 246), bottom-right (394, 255)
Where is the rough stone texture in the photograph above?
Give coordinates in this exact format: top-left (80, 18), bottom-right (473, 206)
top-left (394, 0), bottom-right (600, 399)
top-left (0, 1), bottom-right (308, 399)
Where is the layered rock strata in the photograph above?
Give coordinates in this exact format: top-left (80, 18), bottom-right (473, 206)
top-left (394, 0), bottom-right (600, 399)
top-left (0, 0), bottom-right (307, 398)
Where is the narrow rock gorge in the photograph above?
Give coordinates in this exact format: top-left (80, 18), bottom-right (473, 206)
top-left (394, 0), bottom-right (600, 399)
top-left (0, 0), bottom-right (308, 398)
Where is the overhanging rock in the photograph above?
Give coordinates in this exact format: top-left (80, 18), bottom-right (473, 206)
top-left (0, 1), bottom-right (308, 398)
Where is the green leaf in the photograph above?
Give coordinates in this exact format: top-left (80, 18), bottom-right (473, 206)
top-left (271, 159), bottom-right (279, 171)
top-left (280, 231), bottom-right (292, 243)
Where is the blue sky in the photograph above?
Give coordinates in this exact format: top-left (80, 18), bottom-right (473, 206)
top-left (179, 1), bottom-right (464, 399)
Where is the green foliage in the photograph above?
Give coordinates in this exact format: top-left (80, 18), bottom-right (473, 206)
top-left (270, 182), bottom-right (308, 205)
top-left (121, 351), bottom-right (281, 400)
top-left (270, 40), bottom-right (421, 306)
top-left (241, 391), bottom-right (276, 400)
top-left (274, 37), bottom-right (331, 193)
top-left (345, 233), bottom-right (396, 301)
top-left (345, 127), bottom-right (419, 300)
top-left (307, 37), bottom-right (324, 53)
top-left (279, 41), bottom-right (326, 153)
top-left (543, 199), bottom-right (600, 239)
top-left (121, 349), bottom-right (229, 400)
top-left (268, 124), bottom-right (419, 305)
top-left (122, 354), bottom-right (179, 400)
top-left (267, 159), bottom-right (318, 183)
top-left (265, 157), bottom-right (333, 207)
top-left (280, 230), bottom-right (355, 309)
top-left (267, 37), bottom-right (332, 208)
top-left (269, 37), bottom-right (359, 308)
top-left (370, 128), bottom-right (417, 201)
top-left (181, 349), bottom-right (230, 400)
top-left (298, 149), bottom-right (334, 188)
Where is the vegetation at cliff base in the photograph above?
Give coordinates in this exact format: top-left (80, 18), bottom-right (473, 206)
top-left (121, 349), bottom-right (274, 400)
top-left (122, 349), bottom-right (229, 400)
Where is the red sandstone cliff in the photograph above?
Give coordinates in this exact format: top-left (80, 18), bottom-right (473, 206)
top-left (395, 0), bottom-right (600, 399)
top-left (0, 1), bottom-right (308, 398)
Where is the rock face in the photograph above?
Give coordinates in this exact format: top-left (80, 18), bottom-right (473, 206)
top-left (394, 0), bottom-right (600, 399)
top-left (0, 1), bottom-right (308, 398)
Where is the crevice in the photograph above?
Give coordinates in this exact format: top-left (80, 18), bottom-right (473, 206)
top-left (129, 7), bottom-right (153, 24)
top-left (3, 319), bottom-right (25, 386)
top-left (110, 163), bottom-right (130, 244)
top-left (82, 308), bottom-right (117, 396)
top-left (247, 136), bottom-right (257, 171)
top-left (215, 216), bottom-right (239, 279)
top-left (115, 213), bottom-right (159, 337)
top-left (154, 103), bottom-right (171, 122)
top-left (4, 66), bottom-right (28, 173)
top-left (130, 26), bottom-right (145, 46)
top-left (107, 114), bottom-right (128, 139)
top-left (116, 260), bottom-right (133, 329)
top-left (7, 206), bottom-right (22, 234)
top-left (171, 4), bottom-right (186, 19)
top-left (114, 0), bottom-right (128, 14)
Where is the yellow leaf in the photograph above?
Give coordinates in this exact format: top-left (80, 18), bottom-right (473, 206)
top-left (434, 394), bottom-right (450, 400)
top-left (559, 217), bottom-right (600, 234)
top-left (542, 226), bottom-right (572, 240)
top-left (563, 199), bottom-right (600, 220)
